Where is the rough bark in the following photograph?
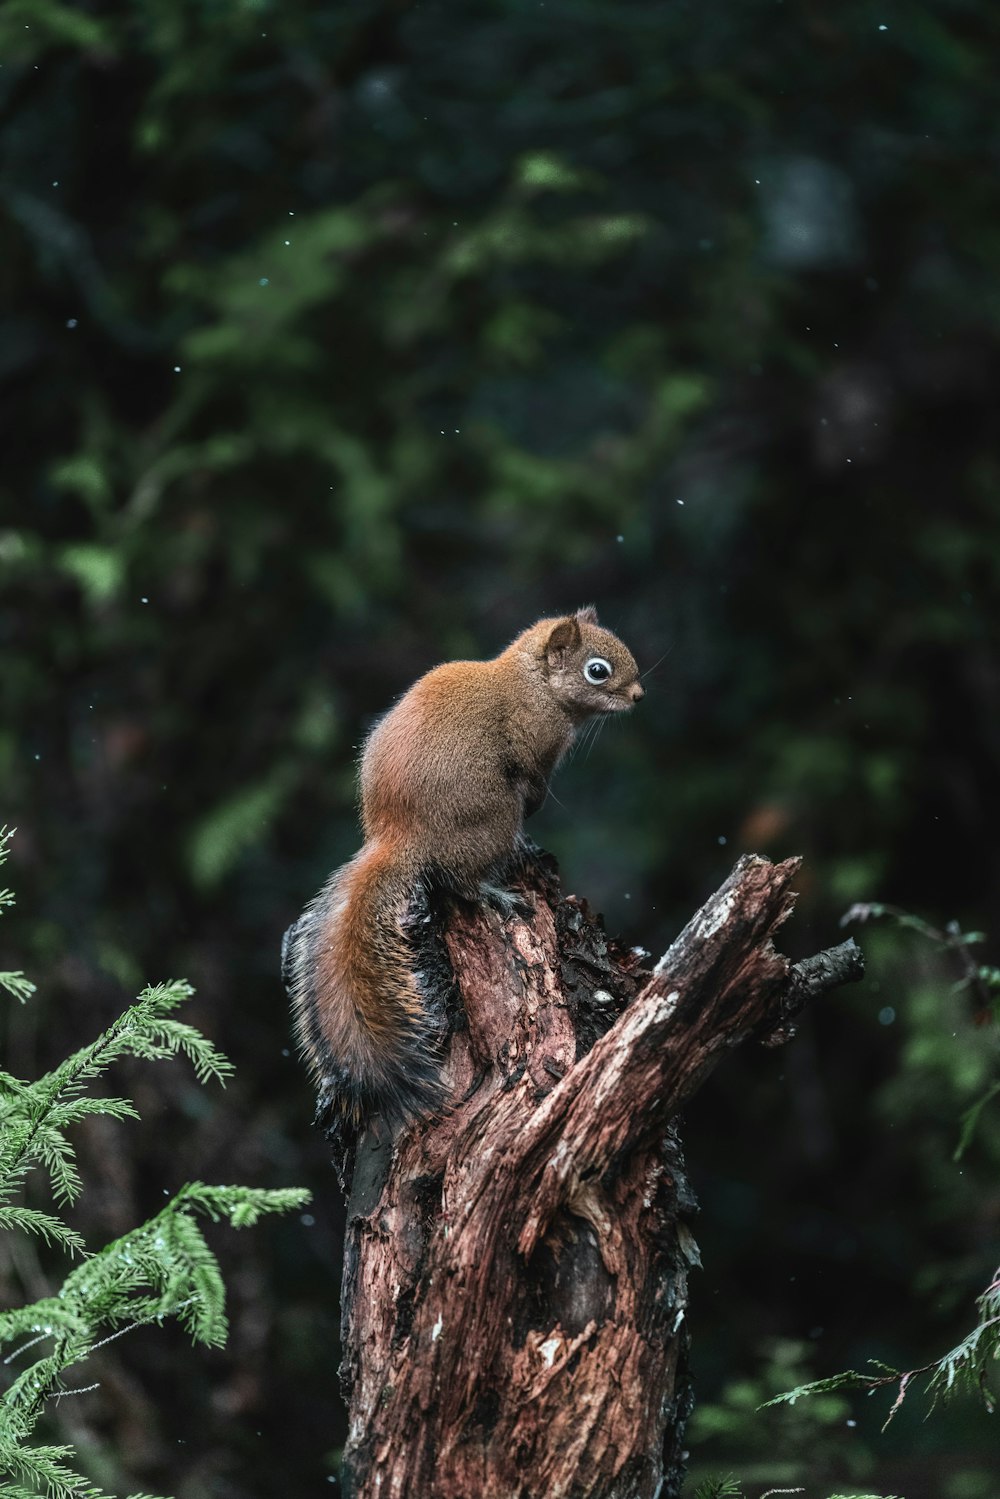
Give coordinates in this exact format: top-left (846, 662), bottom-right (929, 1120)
top-left (335, 852), bottom-right (864, 1499)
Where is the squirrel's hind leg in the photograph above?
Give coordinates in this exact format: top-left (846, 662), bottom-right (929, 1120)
top-left (476, 881), bottom-right (534, 920)
top-left (426, 860), bottom-right (533, 921)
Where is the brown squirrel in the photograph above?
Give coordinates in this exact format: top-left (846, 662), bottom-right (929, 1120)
top-left (285, 607), bottom-right (643, 1128)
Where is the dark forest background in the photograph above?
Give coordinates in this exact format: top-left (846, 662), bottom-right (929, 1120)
top-left (2, 1), bottom-right (999, 1495)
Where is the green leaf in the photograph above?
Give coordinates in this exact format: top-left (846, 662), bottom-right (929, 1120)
top-left (58, 542), bottom-right (123, 606)
top-left (0, 0), bottom-right (113, 55)
top-left (954, 1081), bottom-right (1000, 1160)
top-left (187, 773), bottom-right (292, 888)
top-left (516, 151), bottom-right (600, 195)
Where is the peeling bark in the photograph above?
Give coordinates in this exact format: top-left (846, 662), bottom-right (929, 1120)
top-left (335, 853), bottom-right (864, 1499)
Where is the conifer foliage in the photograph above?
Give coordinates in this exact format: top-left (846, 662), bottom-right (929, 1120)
top-left (0, 829), bottom-right (310, 1499)
top-left (760, 906), bottom-right (1000, 1430)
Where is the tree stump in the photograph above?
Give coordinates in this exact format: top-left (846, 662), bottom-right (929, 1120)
top-left (333, 852), bottom-right (864, 1499)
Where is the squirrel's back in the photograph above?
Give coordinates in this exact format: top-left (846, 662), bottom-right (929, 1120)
top-left (286, 608), bottom-right (643, 1129)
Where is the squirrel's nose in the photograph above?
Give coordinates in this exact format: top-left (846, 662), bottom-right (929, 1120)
top-left (629, 682), bottom-right (645, 703)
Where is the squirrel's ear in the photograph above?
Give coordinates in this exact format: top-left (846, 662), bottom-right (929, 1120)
top-left (544, 616), bottom-right (581, 668)
top-left (575, 604), bottom-right (599, 626)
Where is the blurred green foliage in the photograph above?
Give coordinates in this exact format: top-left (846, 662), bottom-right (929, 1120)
top-left (2, 0), bottom-right (999, 1494)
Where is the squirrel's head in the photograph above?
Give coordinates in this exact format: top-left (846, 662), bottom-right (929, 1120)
top-left (530, 606), bottom-right (643, 720)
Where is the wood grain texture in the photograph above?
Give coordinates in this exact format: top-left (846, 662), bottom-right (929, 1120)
top-left (337, 852), bottom-right (864, 1499)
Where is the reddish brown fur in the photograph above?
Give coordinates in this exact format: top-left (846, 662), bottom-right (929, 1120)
top-left (289, 609), bottom-right (643, 1126)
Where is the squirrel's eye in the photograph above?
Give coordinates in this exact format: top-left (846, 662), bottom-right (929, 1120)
top-left (583, 657), bottom-right (612, 685)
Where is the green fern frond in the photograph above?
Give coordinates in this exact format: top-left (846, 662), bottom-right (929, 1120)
top-left (0, 830), bottom-right (310, 1497)
top-left (177, 1181), bottom-right (311, 1227)
top-left (0, 1206), bottom-right (87, 1254)
top-left (0, 981), bottom-right (231, 1208)
top-left (137, 1016), bottom-right (234, 1086)
top-left (1, 1438), bottom-right (110, 1498)
top-left (0, 1304), bottom-right (86, 1362)
top-left (694, 1477), bottom-right (743, 1499)
top-left (2, 1352), bottom-right (71, 1421)
top-left (924, 1313), bottom-right (1000, 1409)
top-left (759, 1368), bottom-right (881, 1408)
top-left (0, 832), bottom-right (33, 1009)
top-left (764, 1273), bottom-right (1000, 1426)
top-left (0, 1071), bottom-right (33, 1102)
top-left (0, 827), bottom-right (16, 890)
top-left (45, 1097), bottom-right (141, 1130)
top-left (33, 1123), bottom-right (84, 1205)
top-left (0, 969), bottom-right (36, 1004)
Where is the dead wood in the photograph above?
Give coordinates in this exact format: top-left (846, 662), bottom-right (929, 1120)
top-left (335, 852), bottom-right (864, 1499)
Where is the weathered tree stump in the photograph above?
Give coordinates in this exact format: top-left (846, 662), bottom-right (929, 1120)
top-left (335, 852), bottom-right (863, 1499)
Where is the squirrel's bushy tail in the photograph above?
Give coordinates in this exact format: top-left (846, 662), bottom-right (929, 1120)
top-left (287, 842), bottom-right (442, 1128)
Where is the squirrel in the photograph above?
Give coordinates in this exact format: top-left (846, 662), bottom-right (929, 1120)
top-left (284, 606), bottom-right (643, 1130)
